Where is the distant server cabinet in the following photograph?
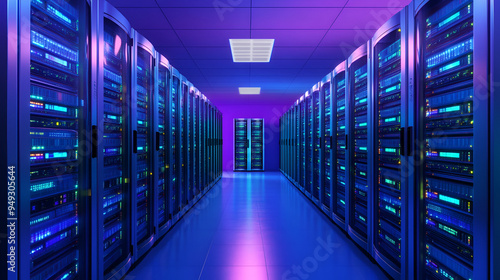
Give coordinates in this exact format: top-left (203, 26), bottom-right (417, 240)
top-left (371, 9), bottom-right (408, 279)
top-left (96, 3), bottom-right (133, 279)
top-left (171, 69), bottom-right (181, 216)
top-left (233, 119), bottom-right (264, 171)
top-left (131, 30), bottom-right (155, 260)
top-left (312, 84), bottom-right (322, 203)
top-left (412, 0), bottom-right (490, 279)
top-left (180, 78), bottom-right (188, 207)
top-left (347, 42), bottom-right (372, 252)
top-left (321, 74), bottom-right (333, 214)
top-left (14, 0), bottom-right (92, 278)
top-left (333, 62), bottom-right (348, 229)
top-left (305, 92), bottom-right (313, 195)
top-left (154, 53), bottom-right (172, 238)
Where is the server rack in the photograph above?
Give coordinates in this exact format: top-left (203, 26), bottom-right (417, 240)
top-left (371, 9), bottom-right (409, 279)
top-left (321, 74), bottom-right (333, 215)
top-left (305, 91), bottom-right (313, 196)
top-left (180, 78), bottom-right (189, 208)
top-left (311, 84), bottom-right (322, 204)
top-left (333, 62), bottom-right (348, 229)
top-left (233, 119), bottom-right (265, 171)
top-left (347, 42), bottom-right (372, 252)
top-left (171, 68), bottom-right (181, 217)
top-left (412, 0), bottom-right (490, 279)
top-left (234, 119), bottom-right (248, 171)
top-left (131, 31), bottom-right (155, 260)
top-left (201, 96), bottom-right (208, 191)
top-left (96, 3), bottom-right (133, 279)
top-left (154, 53), bottom-right (172, 238)
top-left (295, 101), bottom-right (301, 185)
top-left (186, 84), bottom-right (195, 203)
top-left (193, 89), bottom-right (201, 200)
top-left (17, 0), bottom-right (92, 279)
top-left (300, 95), bottom-right (307, 191)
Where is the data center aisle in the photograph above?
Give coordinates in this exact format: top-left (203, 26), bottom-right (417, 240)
top-left (127, 172), bottom-right (388, 280)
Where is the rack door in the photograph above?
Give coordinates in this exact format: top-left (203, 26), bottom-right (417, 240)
top-left (133, 41), bottom-right (154, 255)
top-left (27, 0), bottom-right (90, 278)
top-left (373, 28), bottom-right (404, 277)
top-left (100, 14), bottom-right (132, 278)
top-left (234, 119), bottom-right (248, 170)
top-left (250, 119), bottom-right (264, 170)
top-left (350, 55), bottom-right (369, 243)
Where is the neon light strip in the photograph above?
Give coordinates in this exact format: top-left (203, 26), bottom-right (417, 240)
top-left (439, 152), bottom-right (460, 159)
top-left (439, 11), bottom-right (460, 28)
top-left (440, 61), bottom-right (460, 72)
top-left (439, 194), bottom-right (460, 205)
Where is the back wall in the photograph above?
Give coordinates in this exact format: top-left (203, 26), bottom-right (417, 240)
top-left (217, 103), bottom-right (290, 171)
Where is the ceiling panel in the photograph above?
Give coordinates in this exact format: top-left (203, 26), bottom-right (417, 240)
top-left (249, 60), bottom-right (306, 69)
top-left (187, 47), bottom-right (233, 60)
top-left (319, 29), bottom-right (376, 49)
top-left (136, 29), bottom-right (182, 47)
top-left (200, 68), bottom-right (250, 76)
top-left (117, 8), bottom-right (172, 30)
top-left (252, 0), bottom-right (348, 8)
top-left (252, 30), bottom-right (326, 47)
top-left (346, 0), bottom-right (411, 8)
top-left (271, 47), bottom-right (316, 60)
top-left (250, 68), bottom-right (302, 77)
top-left (310, 46), bottom-right (357, 60)
top-left (331, 7), bottom-right (404, 30)
top-left (251, 8), bottom-right (342, 30)
top-left (155, 47), bottom-right (192, 60)
top-left (157, 0), bottom-right (252, 8)
top-left (177, 30), bottom-right (251, 47)
top-left (303, 59), bottom-right (342, 69)
top-left (162, 8), bottom-right (251, 30)
top-left (196, 59), bottom-right (251, 69)
top-left (106, 0), bottom-right (158, 8)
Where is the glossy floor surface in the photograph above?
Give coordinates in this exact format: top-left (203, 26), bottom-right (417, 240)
top-left (128, 172), bottom-right (389, 280)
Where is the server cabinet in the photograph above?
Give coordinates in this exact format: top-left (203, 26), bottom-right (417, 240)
top-left (312, 84), bottom-right (322, 204)
top-left (333, 62), bottom-right (348, 229)
top-left (347, 42), bottom-right (372, 252)
top-left (193, 89), bottom-right (201, 199)
top-left (321, 74), bottom-right (333, 215)
top-left (299, 95), bottom-right (307, 191)
top-left (233, 119), bottom-right (264, 171)
top-left (250, 119), bottom-right (264, 170)
top-left (17, 0), bottom-right (92, 278)
top-left (295, 102), bottom-right (301, 185)
top-left (234, 119), bottom-right (248, 171)
top-left (180, 78), bottom-right (189, 207)
top-left (305, 92), bottom-right (313, 196)
top-left (371, 9), bottom-right (409, 279)
top-left (412, 0), bottom-right (490, 279)
top-left (186, 84), bottom-right (195, 202)
top-left (202, 96), bottom-right (208, 191)
top-left (171, 68), bottom-right (181, 217)
top-left (155, 53), bottom-right (172, 238)
top-left (131, 31), bottom-right (155, 260)
top-left (96, 3), bottom-right (133, 279)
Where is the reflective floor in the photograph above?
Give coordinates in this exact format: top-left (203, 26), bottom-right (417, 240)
top-left (127, 172), bottom-right (389, 280)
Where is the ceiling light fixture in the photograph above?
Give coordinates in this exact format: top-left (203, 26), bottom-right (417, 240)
top-left (239, 87), bottom-right (261, 95)
top-left (230, 39), bottom-right (275, 63)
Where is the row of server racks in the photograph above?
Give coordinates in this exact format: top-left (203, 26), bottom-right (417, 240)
top-left (280, 0), bottom-right (497, 279)
top-left (234, 119), bottom-right (265, 171)
top-left (2, 0), bottom-right (223, 279)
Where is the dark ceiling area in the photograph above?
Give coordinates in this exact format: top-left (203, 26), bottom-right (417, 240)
top-left (107, 0), bottom-right (411, 106)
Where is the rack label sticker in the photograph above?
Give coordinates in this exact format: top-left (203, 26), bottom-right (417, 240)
top-left (7, 165), bottom-right (16, 273)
